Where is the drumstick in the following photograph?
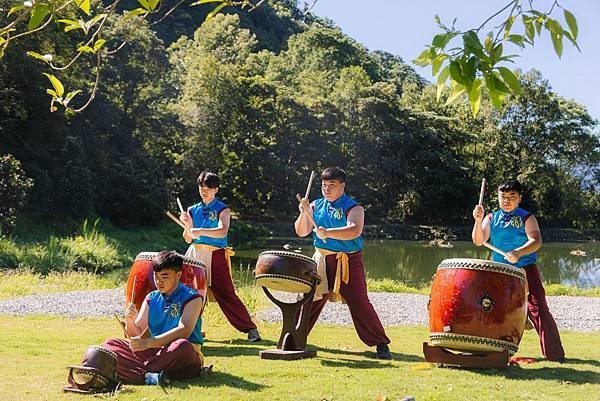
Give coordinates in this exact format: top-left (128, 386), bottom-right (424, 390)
top-left (296, 193), bottom-right (326, 243)
top-left (113, 313), bottom-right (129, 338)
top-left (166, 211), bottom-right (187, 230)
top-left (130, 275), bottom-right (137, 306)
top-left (304, 171), bottom-right (315, 199)
top-left (177, 197), bottom-right (185, 214)
top-left (478, 178), bottom-right (486, 206)
top-left (483, 241), bottom-right (508, 258)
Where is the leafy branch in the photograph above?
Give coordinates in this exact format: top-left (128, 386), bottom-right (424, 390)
top-left (413, 0), bottom-right (579, 116)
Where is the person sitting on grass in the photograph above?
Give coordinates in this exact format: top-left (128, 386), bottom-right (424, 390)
top-left (472, 179), bottom-right (565, 362)
top-left (103, 250), bottom-right (207, 385)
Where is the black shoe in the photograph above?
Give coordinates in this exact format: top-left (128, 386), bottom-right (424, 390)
top-left (375, 344), bottom-right (392, 360)
top-left (158, 371), bottom-right (171, 387)
top-left (553, 357), bottom-right (566, 364)
top-left (247, 328), bottom-right (262, 343)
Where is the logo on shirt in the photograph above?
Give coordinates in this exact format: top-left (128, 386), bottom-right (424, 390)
top-left (169, 302), bottom-right (181, 318)
top-left (496, 214), bottom-right (523, 229)
top-left (328, 205), bottom-right (344, 220)
top-left (208, 210), bottom-right (218, 222)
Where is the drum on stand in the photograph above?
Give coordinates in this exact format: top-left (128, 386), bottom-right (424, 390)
top-left (254, 250), bottom-right (320, 360)
top-left (424, 258), bottom-right (528, 368)
top-left (125, 252), bottom-right (208, 310)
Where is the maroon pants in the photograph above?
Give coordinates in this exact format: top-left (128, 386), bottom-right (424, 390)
top-left (524, 264), bottom-right (565, 361)
top-left (307, 251), bottom-right (390, 347)
top-left (102, 338), bottom-right (203, 384)
top-left (210, 249), bottom-right (256, 333)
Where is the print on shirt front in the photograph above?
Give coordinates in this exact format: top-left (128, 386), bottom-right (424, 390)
top-left (489, 207), bottom-right (537, 268)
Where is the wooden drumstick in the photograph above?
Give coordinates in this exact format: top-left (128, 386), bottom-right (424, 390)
top-left (166, 211), bottom-right (187, 230)
top-left (478, 178), bottom-right (486, 206)
top-left (304, 171), bottom-right (315, 199)
top-left (113, 313), bottom-right (129, 339)
top-left (477, 178), bottom-right (508, 258)
top-left (296, 193), bottom-right (327, 243)
top-left (483, 242), bottom-right (508, 258)
top-left (177, 197), bottom-right (185, 214)
top-left (130, 275), bottom-right (137, 306)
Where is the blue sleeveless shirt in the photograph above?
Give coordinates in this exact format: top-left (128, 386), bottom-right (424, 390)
top-left (489, 207), bottom-right (537, 268)
top-left (147, 283), bottom-right (204, 344)
top-left (189, 198), bottom-right (228, 248)
top-left (311, 193), bottom-right (363, 252)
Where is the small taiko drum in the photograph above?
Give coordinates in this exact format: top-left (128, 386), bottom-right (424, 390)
top-left (428, 258), bottom-right (528, 355)
top-left (125, 252), bottom-right (208, 310)
top-left (255, 250), bottom-right (319, 293)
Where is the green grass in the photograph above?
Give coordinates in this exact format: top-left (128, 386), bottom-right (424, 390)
top-left (1, 269), bottom-right (598, 301)
top-left (0, 315), bottom-right (598, 401)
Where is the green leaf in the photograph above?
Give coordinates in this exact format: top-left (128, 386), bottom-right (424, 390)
top-left (28, 4), bottom-right (50, 30)
top-left (434, 14), bottom-right (441, 24)
top-left (57, 19), bottom-right (83, 33)
top-left (147, 0), bottom-right (159, 11)
top-left (77, 44), bottom-right (94, 53)
top-left (524, 20), bottom-right (535, 42)
top-left (124, 8), bottom-right (147, 20)
top-left (191, 0), bottom-right (225, 5)
top-left (64, 90), bottom-right (83, 107)
top-left (462, 31), bottom-right (484, 56)
top-left (43, 73), bottom-right (64, 98)
top-left (563, 31), bottom-right (581, 52)
top-left (497, 67), bottom-right (521, 96)
top-left (551, 32), bottom-right (563, 58)
top-left (484, 75), bottom-right (505, 109)
top-left (468, 78), bottom-right (482, 116)
top-left (138, 0), bottom-right (150, 10)
top-left (76, 0), bottom-right (91, 16)
top-left (563, 9), bottom-right (578, 40)
top-left (484, 35), bottom-right (493, 53)
top-left (432, 33), bottom-right (454, 49)
top-left (504, 15), bottom-right (515, 39)
top-left (436, 66), bottom-right (450, 101)
top-left (431, 54), bottom-right (446, 76)
top-left (206, 2), bottom-right (228, 20)
top-left (26, 51), bottom-right (51, 64)
top-left (507, 34), bottom-right (525, 48)
top-left (445, 82), bottom-right (466, 106)
top-left (492, 43), bottom-right (503, 62)
top-left (93, 39), bottom-right (106, 52)
top-left (448, 60), bottom-right (470, 87)
top-left (413, 48), bottom-right (435, 67)
top-left (8, 5), bottom-right (26, 17)
top-left (46, 89), bottom-right (58, 98)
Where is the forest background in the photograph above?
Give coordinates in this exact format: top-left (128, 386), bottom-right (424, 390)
top-left (1, 1), bottom-right (598, 255)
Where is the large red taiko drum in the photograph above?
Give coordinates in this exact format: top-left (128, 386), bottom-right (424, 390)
top-left (428, 258), bottom-right (528, 355)
top-left (125, 252), bottom-right (208, 310)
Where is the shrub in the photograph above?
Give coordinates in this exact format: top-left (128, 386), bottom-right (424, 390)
top-left (0, 154), bottom-right (33, 233)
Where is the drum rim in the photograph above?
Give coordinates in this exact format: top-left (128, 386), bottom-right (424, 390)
top-left (258, 250), bottom-right (317, 265)
top-left (437, 258), bottom-right (526, 281)
top-left (134, 252), bottom-right (206, 269)
top-left (255, 274), bottom-right (313, 292)
top-left (429, 332), bottom-right (519, 354)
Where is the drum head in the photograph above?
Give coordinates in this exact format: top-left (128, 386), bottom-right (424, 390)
top-left (255, 275), bottom-right (312, 293)
top-left (258, 250), bottom-right (316, 266)
top-left (437, 258), bottom-right (526, 281)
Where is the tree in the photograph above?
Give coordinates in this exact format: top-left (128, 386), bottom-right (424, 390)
top-left (0, 1), bottom-right (581, 115)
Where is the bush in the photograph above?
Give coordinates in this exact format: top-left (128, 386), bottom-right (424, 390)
top-left (0, 236), bottom-right (20, 268)
top-left (0, 154), bottom-right (33, 233)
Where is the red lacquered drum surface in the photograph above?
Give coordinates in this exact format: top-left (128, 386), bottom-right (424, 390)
top-left (428, 258), bottom-right (527, 355)
top-left (125, 252), bottom-right (208, 310)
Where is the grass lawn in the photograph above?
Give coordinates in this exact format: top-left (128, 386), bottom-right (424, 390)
top-left (0, 315), bottom-right (598, 401)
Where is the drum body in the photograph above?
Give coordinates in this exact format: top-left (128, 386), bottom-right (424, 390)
top-left (255, 250), bottom-right (319, 293)
top-left (125, 252), bottom-right (208, 310)
top-left (428, 258), bottom-right (527, 355)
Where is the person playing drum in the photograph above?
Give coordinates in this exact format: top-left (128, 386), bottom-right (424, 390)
top-left (103, 251), bottom-right (205, 385)
top-left (180, 171), bottom-right (261, 343)
top-left (472, 179), bottom-right (565, 362)
top-left (295, 167), bottom-right (392, 359)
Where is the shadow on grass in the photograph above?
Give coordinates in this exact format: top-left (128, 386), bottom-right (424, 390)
top-left (311, 344), bottom-right (423, 362)
top-left (454, 365), bottom-right (599, 384)
top-left (561, 357), bottom-right (600, 368)
top-left (319, 357), bottom-right (396, 369)
top-left (167, 371), bottom-right (266, 391)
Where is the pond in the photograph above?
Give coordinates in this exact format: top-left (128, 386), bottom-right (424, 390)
top-left (232, 240), bottom-right (600, 289)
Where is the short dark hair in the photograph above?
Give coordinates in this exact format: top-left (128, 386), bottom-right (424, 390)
top-left (498, 180), bottom-right (523, 194)
top-left (197, 171), bottom-right (220, 189)
top-left (153, 250), bottom-right (183, 272)
top-left (321, 167), bottom-right (346, 183)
